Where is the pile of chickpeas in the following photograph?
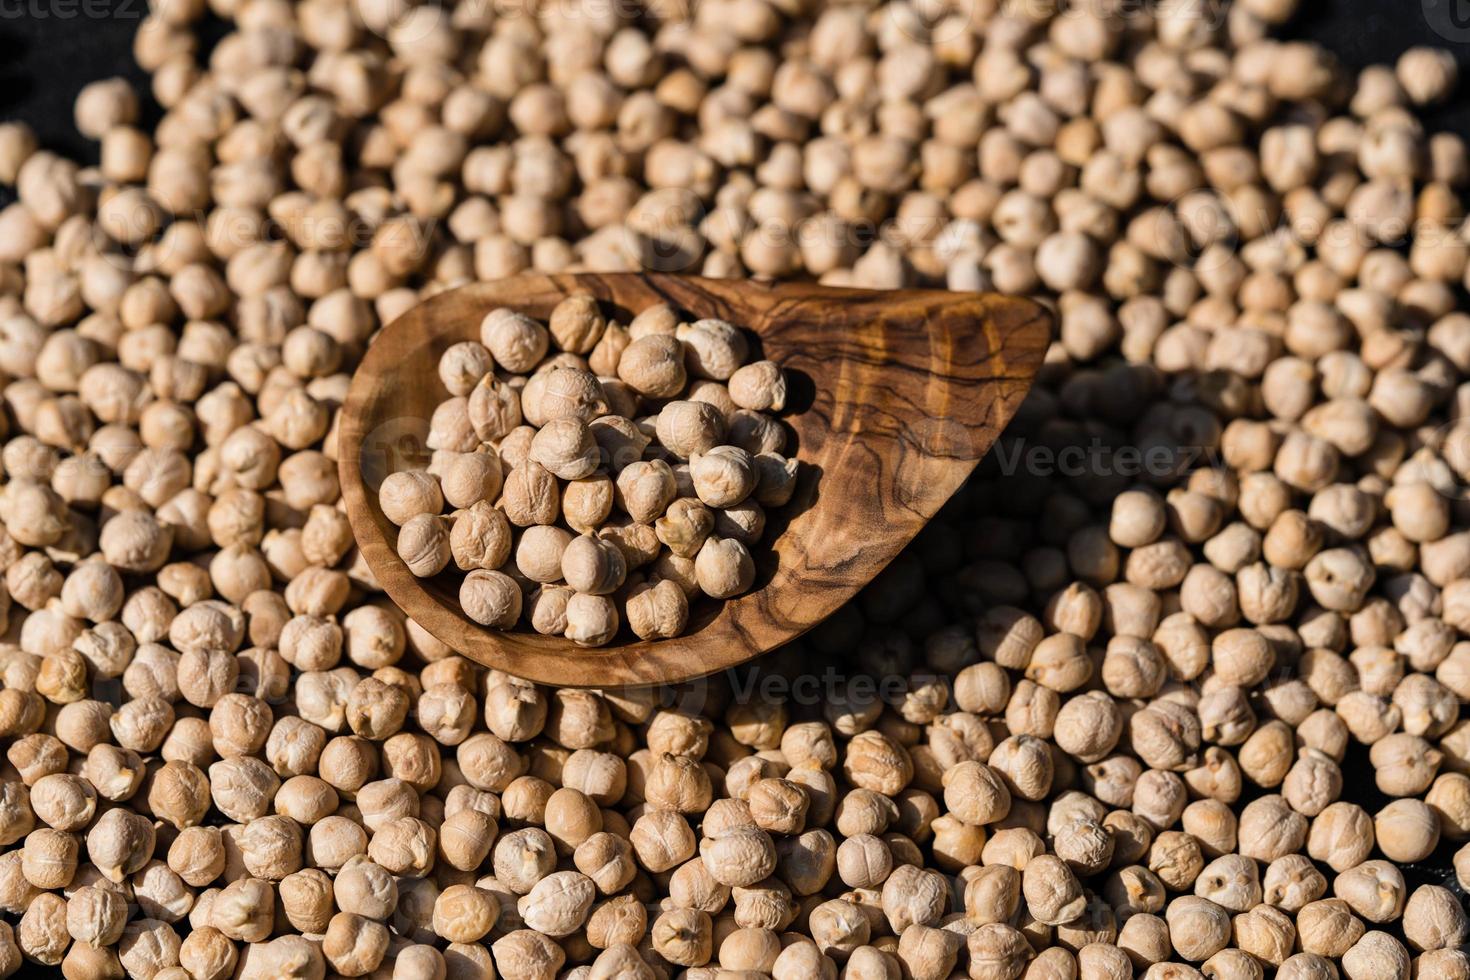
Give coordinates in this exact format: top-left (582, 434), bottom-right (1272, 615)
top-left (1, 0), bottom-right (1470, 977)
top-left (380, 296), bottom-right (795, 646)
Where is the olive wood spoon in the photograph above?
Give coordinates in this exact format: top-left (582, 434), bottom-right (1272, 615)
top-left (339, 272), bottom-right (1050, 687)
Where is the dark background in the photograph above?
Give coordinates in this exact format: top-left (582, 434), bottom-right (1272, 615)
top-left (1, 0), bottom-right (1469, 161)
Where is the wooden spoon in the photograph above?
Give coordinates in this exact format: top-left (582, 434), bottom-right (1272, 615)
top-left (339, 273), bottom-right (1050, 687)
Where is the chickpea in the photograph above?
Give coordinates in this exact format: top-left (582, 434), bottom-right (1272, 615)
top-left (379, 470), bottom-right (443, 527)
top-left (434, 884), bottom-right (501, 943)
top-left (1402, 884), bottom-right (1468, 951)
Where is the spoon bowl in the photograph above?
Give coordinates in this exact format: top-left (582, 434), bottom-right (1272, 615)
top-left (339, 273), bottom-right (1050, 687)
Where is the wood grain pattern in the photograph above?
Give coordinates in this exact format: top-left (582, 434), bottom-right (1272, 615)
top-left (339, 273), bottom-right (1050, 687)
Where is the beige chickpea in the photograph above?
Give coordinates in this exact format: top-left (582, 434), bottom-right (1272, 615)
top-left (518, 870), bottom-right (596, 937)
top-left (697, 818), bottom-right (776, 889)
top-left (207, 875), bottom-right (274, 944)
top-left (695, 535), bottom-right (756, 599)
top-left (460, 569), bottom-right (522, 628)
top-left (721, 359), bottom-right (785, 416)
top-left (647, 906), bottom-right (711, 967)
top-left (548, 294), bottom-right (607, 355)
top-left (1301, 800), bottom-right (1372, 874)
top-left (1333, 860), bottom-right (1405, 924)
top-left (434, 884), bottom-right (501, 943)
top-left (450, 500), bottom-right (513, 571)
top-left (1296, 898), bottom-right (1366, 958)
top-left (330, 857), bottom-right (395, 924)
top-left (490, 929), bottom-right (565, 980)
top-left (299, 816), bottom-right (366, 875)
top-left (514, 525), bottom-right (570, 587)
top-left (439, 341), bottom-right (496, 397)
top-left (1017, 853), bottom-right (1084, 927)
top-left (1375, 798), bottom-right (1441, 863)
top-left (628, 808), bottom-right (695, 873)
top-left (836, 834), bottom-right (892, 890)
top-left (1397, 47), bottom-right (1459, 105)
top-left (99, 510), bottom-right (174, 573)
top-left (441, 453), bottom-right (504, 510)
top-left (323, 911), bottom-right (389, 976)
top-left (468, 374), bottom-right (523, 443)
top-left (625, 579), bottom-right (690, 640)
top-left (368, 816), bottom-right (436, 878)
top-left (740, 777), bottom-right (804, 834)
top-left (67, 882), bottom-right (129, 948)
top-left (677, 320), bottom-right (749, 381)
top-left (967, 923), bottom-right (1033, 980)
top-left (19, 826), bottom-right (77, 892)
top-left (1163, 896), bottom-right (1231, 962)
top-left (744, 450), bottom-right (798, 507)
top-left (571, 832), bottom-right (636, 896)
top-left (130, 858), bottom-right (192, 928)
top-left (345, 677), bottom-right (410, 741)
top-left (481, 309), bottom-right (550, 373)
top-left (656, 401), bottom-right (726, 459)
top-left (615, 334), bottom-right (686, 400)
top-left (379, 470), bottom-right (443, 527)
top-left (399, 513), bottom-right (451, 578)
top-left (613, 460), bottom-right (675, 524)
top-left (563, 593), bottom-right (619, 647)
top-left (1341, 931), bottom-right (1410, 980)
top-left (492, 826), bottom-right (558, 896)
top-left (143, 758), bottom-right (210, 830)
top-left (518, 582), bottom-right (568, 636)
top-left (689, 446), bottom-right (757, 508)
top-left (526, 417), bottom-right (600, 481)
top-left (1416, 949), bottom-right (1470, 980)
top-left (6, 734), bottom-right (66, 788)
top-left (939, 759), bottom-right (1010, 828)
top-left (559, 475), bottom-right (614, 535)
top-left (1370, 732), bottom-right (1443, 797)
top-left (534, 368), bottom-right (610, 427)
top-left (85, 806), bottom-right (155, 883)
top-left (560, 534), bottom-right (627, 596)
top-left (0, 121), bottom-right (36, 184)
top-left (599, 519), bottom-right (662, 571)
top-left (655, 497), bottom-right (714, 559)
top-left (1401, 883), bottom-right (1468, 951)
top-left (75, 77), bottom-right (137, 138)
